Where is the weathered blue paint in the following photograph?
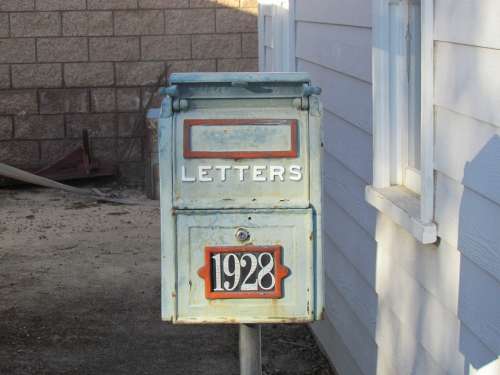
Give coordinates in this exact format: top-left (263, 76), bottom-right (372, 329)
top-left (159, 72), bottom-right (323, 323)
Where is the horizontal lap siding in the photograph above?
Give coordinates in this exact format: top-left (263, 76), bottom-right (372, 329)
top-left (297, 58), bottom-right (372, 134)
top-left (433, 0), bottom-right (500, 362)
top-left (294, 6), bottom-right (453, 375)
top-left (294, 1), bottom-right (500, 373)
top-left (295, 0), bottom-right (371, 28)
top-left (296, 22), bottom-right (371, 83)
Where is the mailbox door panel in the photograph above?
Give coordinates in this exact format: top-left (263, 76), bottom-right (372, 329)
top-left (173, 108), bottom-right (310, 209)
top-left (175, 209), bottom-right (314, 323)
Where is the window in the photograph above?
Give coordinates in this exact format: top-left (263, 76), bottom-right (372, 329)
top-left (388, 0), bottom-right (421, 193)
top-left (366, 0), bottom-right (436, 244)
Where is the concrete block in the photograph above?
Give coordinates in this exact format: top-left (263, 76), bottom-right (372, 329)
top-left (90, 37), bottom-right (140, 61)
top-left (116, 62), bottom-right (164, 86)
top-left (167, 59), bottom-right (216, 73)
top-left (141, 35), bottom-right (191, 60)
top-left (88, 0), bottom-right (138, 9)
top-left (0, 14), bottom-right (9, 38)
top-left (0, 91), bottom-right (38, 115)
top-left (118, 161), bottom-right (146, 185)
top-left (91, 137), bottom-right (118, 161)
top-left (35, 0), bottom-right (86, 10)
top-left (217, 57), bottom-right (257, 72)
top-left (39, 89), bottom-right (89, 114)
top-left (0, 117), bottom-right (13, 140)
top-left (118, 138), bottom-right (143, 162)
top-left (114, 10), bottom-right (164, 35)
top-left (64, 62), bottom-right (114, 87)
top-left (118, 113), bottom-right (144, 137)
top-left (217, 0), bottom-right (239, 7)
top-left (12, 64), bottom-right (62, 88)
top-left (10, 12), bottom-right (61, 37)
top-left (63, 11), bottom-right (113, 36)
top-left (0, 141), bottom-right (39, 167)
top-left (139, 0), bottom-right (189, 8)
top-left (91, 88), bottom-right (116, 113)
top-left (0, 39), bottom-right (36, 64)
top-left (65, 113), bottom-right (116, 138)
top-left (240, 0), bottom-right (257, 7)
top-left (242, 32), bottom-right (258, 57)
top-left (37, 38), bottom-right (88, 62)
top-left (190, 0), bottom-right (216, 7)
top-left (14, 115), bottom-right (64, 139)
top-left (0, 1), bottom-right (34, 12)
top-left (40, 139), bottom-right (80, 163)
top-left (117, 88), bottom-right (141, 112)
top-left (165, 9), bottom-right (215, 34)
top-left (192, 34), bottom-right (240, 58)
top-left (0, 65), bottom-right (10, 89)
top-left (216, 7), bottom-right (257, 33)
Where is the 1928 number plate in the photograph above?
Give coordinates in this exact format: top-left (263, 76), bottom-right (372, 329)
top-left (197, 246), bottom-right (290, 299)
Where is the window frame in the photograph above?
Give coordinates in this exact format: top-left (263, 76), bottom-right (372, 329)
top-left (366, 0), bottom-right (436, 244)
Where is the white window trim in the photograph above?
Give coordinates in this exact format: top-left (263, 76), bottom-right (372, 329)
top-left (366, 0), bottom-right (437, 244)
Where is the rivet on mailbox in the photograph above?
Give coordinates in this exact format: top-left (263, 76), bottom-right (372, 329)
top-left (159, 73), bottom-right (323, 324)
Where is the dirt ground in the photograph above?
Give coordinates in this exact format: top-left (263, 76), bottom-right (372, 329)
top-left (0, 186), bottom-right (334, 375)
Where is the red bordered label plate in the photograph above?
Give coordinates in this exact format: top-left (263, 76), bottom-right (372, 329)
top-left (197, 245), bottom-right (290, 299)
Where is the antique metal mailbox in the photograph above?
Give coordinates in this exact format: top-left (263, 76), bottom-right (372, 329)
top-left (159, 72), bottom-right (323, 324)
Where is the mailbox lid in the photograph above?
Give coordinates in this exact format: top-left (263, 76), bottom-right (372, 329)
top-left (169, 72), bottom-right (310, 100)
top-left (175, 209), bottom-right (314, 323)
top-left (173, 108), bottom-right (310, 209)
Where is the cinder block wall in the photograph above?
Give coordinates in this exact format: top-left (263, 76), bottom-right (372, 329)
top-left (0, 0), bottom-right (258, 183)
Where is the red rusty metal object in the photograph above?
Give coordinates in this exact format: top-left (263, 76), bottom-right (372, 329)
top-left (34, 129), bottom-right (116, 182)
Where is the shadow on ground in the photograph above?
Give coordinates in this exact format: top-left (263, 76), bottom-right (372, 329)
top-left (0, 187), bottom-right (333, 375)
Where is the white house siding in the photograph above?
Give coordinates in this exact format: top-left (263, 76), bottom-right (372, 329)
top-left (269, 0), bottom-right (500, 374)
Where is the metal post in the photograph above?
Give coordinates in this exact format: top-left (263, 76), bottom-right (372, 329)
top-left (239, 324), bottom-right (262, 375)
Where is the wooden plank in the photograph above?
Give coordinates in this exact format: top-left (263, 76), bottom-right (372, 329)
top-left (376, 304), bottom-right (447, 375)
top-left (436, 107), bottom-right (500, 206)
top-left (324, 279), bottom-right (378, 375)
top-left (311, 317), bottom-right (365, 375)
top-left (458, 256), bottom-right (500, 355)
top-left (436, 172), bottom-right (500, 284)
top-left (435, 107), bottom-right (499, 182)
top-left (295, 0), bottom-right (371, 28)
top-left (435, 0), bottom-right (500, 50)
top-left (297, 58), bottom-right (373, 134)
top-left (435, 41), bottom-right (500, 128)
top-left (296, 21), bottom-right (371, 83)
top-left (374, 212), bottom-right (461, 315)
top-left (323, 110), bottom-right (373, 183)
top-left (324, 152), bottom-right (377, 234)
top-left (324, 194), bottom-right (378, 288)
top-left (376, 245), bottom-right (466, 374)
top-left (459, 324), bottom-right (500, 373)
top-left (324, 238), bottom-right (378, 336)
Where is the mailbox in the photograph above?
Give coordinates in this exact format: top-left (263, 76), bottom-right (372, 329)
top-left (159, 73), bottom-right (323, 324)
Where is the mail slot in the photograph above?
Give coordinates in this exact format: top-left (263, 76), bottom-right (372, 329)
top-left (159, 73), bottom-right (323, 323)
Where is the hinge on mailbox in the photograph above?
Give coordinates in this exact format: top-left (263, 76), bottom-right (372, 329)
top-left (294, 84), bottom-right (322, 110)
top-left (172, 98), bottom-right (189, 112)
top-left (159, 85), bottom-right (188, 112)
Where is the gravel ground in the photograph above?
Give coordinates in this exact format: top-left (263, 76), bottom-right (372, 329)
top-left (0, 186), bottom-right (334, 375)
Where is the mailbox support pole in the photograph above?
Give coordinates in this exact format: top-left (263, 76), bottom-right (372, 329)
top-left (239, 324), bottom-right (262, 375)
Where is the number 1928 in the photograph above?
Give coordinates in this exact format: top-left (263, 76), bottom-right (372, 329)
top-left (198, 246), bottom-right (289, 299)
